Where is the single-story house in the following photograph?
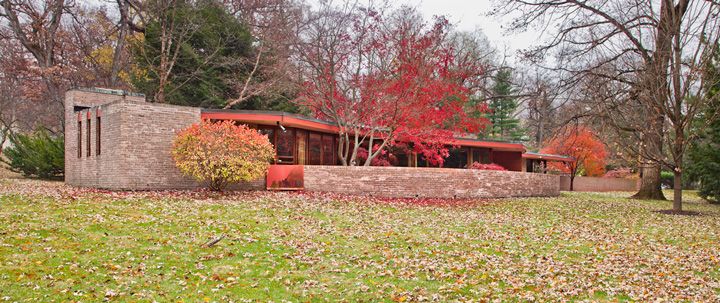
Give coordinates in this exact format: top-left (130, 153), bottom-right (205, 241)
top-left (64, 88), bottom-right (573, 198)
top-left (200, 109), bottom-right (573, 172)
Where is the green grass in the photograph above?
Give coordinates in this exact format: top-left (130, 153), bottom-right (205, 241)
top-left (1, 180), bottom-right (719, 302)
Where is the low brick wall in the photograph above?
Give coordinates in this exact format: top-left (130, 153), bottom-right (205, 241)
top-left (304, 166), bottom-right (560, 198)
top-left (559, 175), bottom-right (638, 192)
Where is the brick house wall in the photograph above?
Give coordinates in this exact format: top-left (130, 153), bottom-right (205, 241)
top-left (304, 166), bottom-right (560, 198)
top-left (64, 89), bottom-right (266, 190)
top-left (559, 175), bottom-right (639, 192)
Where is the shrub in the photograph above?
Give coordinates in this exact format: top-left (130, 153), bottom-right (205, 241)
top-left (356, 147), bottom-right (392, 166)
top-left (660, 171), bottom-right (674, 189)
top-left (3, 130), bottom-right (64, 179)
top-left (172, 120), bottom-right (274, 191)
top-left (468, 162), bottom-right (507, 171)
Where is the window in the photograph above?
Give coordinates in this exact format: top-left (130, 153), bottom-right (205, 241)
top-left (258, 127), bottom-right (276, 162)
top-left (418, 154), bottom-right (440, 167)
top-left (308, 133), bottom-right (322, 165)
top-left (276, 128), bottom-right (295, 164)
top-left (472, 148), bottom-right (491, 164)
top-left (96, 117), bottom-right (101, 155)
top-left (322, 135), bottom-right (335, 165)
top-left (444, 148), bottom-right (468, 168)
top-left (296, 130), bottom-right (307, 165)
top-left (258, 127), bottom-right (275, 145)
top-left (77, 121), bottom-right (82, 158)
top-left (394, 152), bottom-right (409, 167)
top-left (87, 118), bottom-right (91, 157)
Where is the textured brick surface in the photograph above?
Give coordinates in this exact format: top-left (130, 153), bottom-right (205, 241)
top-left (65, 89), bottom-right (266, 190)
top-left (559, 176), bottom-right (639, 192)
top-left (304, 166), bottom-right (560, 198)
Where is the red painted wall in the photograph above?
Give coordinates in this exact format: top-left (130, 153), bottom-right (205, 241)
top-left (493, 151), bottom-right (523, 172)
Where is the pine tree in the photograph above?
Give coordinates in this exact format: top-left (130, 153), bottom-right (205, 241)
top-left (485, 68), bottom-right (523, 140)
top-left (686, 43), bottom-right (720, 203)
top-left (131, 0), bottom-right (299, 112)
top-left (131, 0), bottom-right (251, 108)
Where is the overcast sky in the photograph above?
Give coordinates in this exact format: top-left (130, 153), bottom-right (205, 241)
top-left (395, 0), bottom-right (542, 64)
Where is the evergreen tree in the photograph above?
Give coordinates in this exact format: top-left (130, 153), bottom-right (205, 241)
top-left (686, 43), bottom-right (720, 203)
top-left (132, 0), bottom-right (253, 108)
top-left (484, 68), bottom-right (523, 140)
top-left (3, 130), bottom-right (64, 179)
top-left (131, 0), bottom-right (299, 112)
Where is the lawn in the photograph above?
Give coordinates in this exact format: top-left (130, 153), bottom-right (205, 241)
top-left (1, 179), bottom-right (719, 302)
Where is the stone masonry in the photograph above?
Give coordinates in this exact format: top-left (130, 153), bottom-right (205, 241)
top-left (559, 175), bottom-right (639, 192)
top-left (304, 166), bottom-right (560, 198)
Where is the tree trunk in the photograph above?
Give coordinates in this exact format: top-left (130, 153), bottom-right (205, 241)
top-left (673, 169), bottom-right (682, 212)
top-left (337, 133), bottom-right (348, 166)
top-left (570, 175), bottom-right (574, 191)
top-left (632, 162), bottom-right (666, 200)
top-left (110, 9), bottom-right (129, 87)
top-left (632, 113), bottom-right (666, 200)
top-left (0, 133), bottom-right (5, 157)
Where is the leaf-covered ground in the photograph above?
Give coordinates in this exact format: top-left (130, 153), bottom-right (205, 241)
top-left (1, 179), bottom-right (719, 302)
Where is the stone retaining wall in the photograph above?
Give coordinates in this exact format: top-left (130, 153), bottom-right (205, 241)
top-left (304, 166), bottom-right (560, 198)
top-left (559, 175), bottom-right (638, 192)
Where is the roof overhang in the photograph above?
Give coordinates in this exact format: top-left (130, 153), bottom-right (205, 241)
top-left (201, 109), bottom-right (527, 152)
top-left (450, 139), bottom-right (526, 152)
top-left (202, 110), bottom-right (340, 133)
top-left (522, 152), bottom-right (575, 162)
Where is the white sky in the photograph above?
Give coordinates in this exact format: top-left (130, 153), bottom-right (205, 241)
top-left (396, 0), bottom-right (543, 65)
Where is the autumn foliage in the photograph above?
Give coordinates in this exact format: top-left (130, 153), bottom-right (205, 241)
top-left (296, 6), bottom-right (488, 167)
top-left (540, 126), bottom-right (607, 190)
top-left (172, 120), bottom-right (274, 191)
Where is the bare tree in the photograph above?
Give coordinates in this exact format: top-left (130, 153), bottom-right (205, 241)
top-left (1, 0), bottom-right (135, 133)
top-left (222, 0), bottom-right (304, 109)
top-left (519, 68), bottom-right (565, 148)
top-left (494, 0), bottom-right (719, 206)
top-left (0, 0), bottom-right (70, 130)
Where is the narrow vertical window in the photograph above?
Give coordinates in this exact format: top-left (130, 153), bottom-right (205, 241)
top-left (321, 135), bottom-right (335, 165)
top-left (308, 133), bottom-right (322, 165)
top-left (77, 121), bottom-right (82, 158)
top-left (96, 117), bottom-right (101, 155)
top-left (87, 118), bottom-right (91, 157)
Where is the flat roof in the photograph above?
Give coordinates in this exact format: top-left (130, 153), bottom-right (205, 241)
top-left (201, 109), bottom-right (527, 152)
top-left (522, 152), bottom-right (575, 162)
top-left (75, 87), bottom-right (146, 98)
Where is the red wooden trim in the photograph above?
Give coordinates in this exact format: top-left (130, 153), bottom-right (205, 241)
top-left (449, 139), bottom-right (525, 152)
top-left (522, 153), bottom-right (574, 162)
top-left (203, 111), bottom-right (528, 152)
top-left (202, 112), bottom-right (340, 133)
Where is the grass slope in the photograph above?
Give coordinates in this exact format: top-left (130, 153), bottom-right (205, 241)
top-left (0, 180), bottom-right (719, 302)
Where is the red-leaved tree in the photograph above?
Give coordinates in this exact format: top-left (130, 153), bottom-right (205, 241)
top-left (540, 126), bottom-right (607, 191)
top-left (295, 4), bottom-right (488, 166)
